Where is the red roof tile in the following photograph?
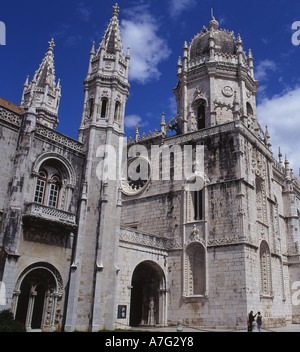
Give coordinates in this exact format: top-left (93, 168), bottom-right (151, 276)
top-left (0, 97), bottom-right (25, 115)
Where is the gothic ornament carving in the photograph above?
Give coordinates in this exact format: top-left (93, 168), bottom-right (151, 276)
top-left (185, 224), bottom-right (205, 247)
top-left (214, 100), bottom-right (234, 111)
top-left (121, 157), bottom-right (151, 196)
top-left (192, 87), bottom-right (208, 107)
top-left (222, 85), bottom-right (233, 97)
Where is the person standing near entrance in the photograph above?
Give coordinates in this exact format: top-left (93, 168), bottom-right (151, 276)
top-left (256, 312), bottom-right (262, 332)
top-left (247, 311), bottom-right (257, 332)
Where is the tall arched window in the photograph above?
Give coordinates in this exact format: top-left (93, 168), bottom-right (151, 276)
top-left (88, 98), bottom-right (94, 118)
top-left (197, 105), bottom-right (205, 130)
top-left (114, 101), bottom-right (121, 122)
top-left (260, 241), bottom-right (272, 296)
top-left (34, 162), bottom-right (63, 209)
top-left (187, 190), bottom-right (204, 222)
top-left (32, 154), bottom-right (76, 213)
top-left (101, 98), bottom-right (108, 118)
top-left (186, 243), bottom-right (206, 295)
top-left (34, 171), bottom-right (47, 204)
top-left (48, 175), bottom-right (61, 207)
top-left (246, 102), bottom-right (253, 118)
top-left (256, 177), bottom-right (265, 222)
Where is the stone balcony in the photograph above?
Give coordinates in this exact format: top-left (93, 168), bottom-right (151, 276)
top-left (24, 202), bottom-right (77, 228)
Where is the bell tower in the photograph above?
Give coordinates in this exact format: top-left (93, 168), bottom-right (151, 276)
top-left (65, 3), bottom-right (130, 332)
top-left (78, 3), bottom-right (130, 142)
top-left (173, 16), bottom-right (259, 135)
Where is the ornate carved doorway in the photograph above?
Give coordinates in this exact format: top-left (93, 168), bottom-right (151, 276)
top-left (129, 261), bottom-right (166, 327)
top-left (13, 263), bottom-right (63, 331)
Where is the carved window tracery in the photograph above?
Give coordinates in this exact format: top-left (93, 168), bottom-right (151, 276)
top-left (34, 166), bottom-right (61, 209)
top-left (32, 156), bottom-right (74, 212)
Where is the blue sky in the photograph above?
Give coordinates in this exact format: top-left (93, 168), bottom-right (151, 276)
top-left (1, 0), bottom-right (300, 172)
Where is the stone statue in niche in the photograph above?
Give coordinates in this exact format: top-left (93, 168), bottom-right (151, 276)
top-left (147, 297), bottom-right (155, 325)
top-left (190, 224), bottom-right (200, 241)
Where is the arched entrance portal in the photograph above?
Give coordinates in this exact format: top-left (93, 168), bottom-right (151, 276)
top-left (13, 263), bottom-right (63, 331)
top-left (129, 261), bottom-right (166, 327)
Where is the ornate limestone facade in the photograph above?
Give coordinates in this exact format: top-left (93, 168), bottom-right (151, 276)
top-left (0, 5), bottom-right (300, 331)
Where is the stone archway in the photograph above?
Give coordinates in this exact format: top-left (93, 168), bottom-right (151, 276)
top-left (129, 261), bottom-right (166, 327)
top-left (12, 262), bottom-right (63, 331)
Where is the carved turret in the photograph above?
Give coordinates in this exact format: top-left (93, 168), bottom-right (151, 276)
top-left (20, 38), bottom-right (61, 129)
top-left (173, 15), bottom-right (259, 135)
top-left (78, 3), bottom-right (130, 140)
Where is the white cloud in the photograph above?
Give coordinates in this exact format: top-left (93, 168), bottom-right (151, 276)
top-left (64, 35), bottom-right (83, 46)
top-left (124, 114), bottom-right (143, 128)
top-left (76, 2), bottom-right (91, 22)
top-left (257, 86), bottom-right (300, 172)
top-left (255, 59), bottom-right (277, 81)
top-left (168, 0), bottom-right (196, 19)
top-left (168, 95), bottom-right (177, 115)
top-left (120, 5), bottom-right (171, 84)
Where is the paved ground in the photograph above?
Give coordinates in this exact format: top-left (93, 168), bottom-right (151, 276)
top-left (131, 324), bottom-right (300, 333)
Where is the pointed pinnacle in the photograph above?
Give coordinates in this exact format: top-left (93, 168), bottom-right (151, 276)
top-left (113, 3), bottom-right (119, 17)
top-left (48, 38), bottom-right (55, 52)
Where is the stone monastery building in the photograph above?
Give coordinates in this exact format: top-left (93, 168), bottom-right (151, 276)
top-left (1, 4), bottom-right (300, 331)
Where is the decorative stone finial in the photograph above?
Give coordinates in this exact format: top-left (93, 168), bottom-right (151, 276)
top-left (113, 3), bottom-right (119, 17)
top-left (90, 41), bottom-right (95, 55)
top-left (160, 112), bottom-right (166, 134)
top-left (209, 15), bottom-right (219, 30)
top-left (237, 33), bottom-right (243, 44)
top-left (48, 38), bottom-right (55, 52)
top-left (278, 147), bottom-right (282, 164)
top-left (134, 124), bottom-right (140, 142)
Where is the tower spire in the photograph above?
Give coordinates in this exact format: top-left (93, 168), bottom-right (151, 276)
top-left (20, 38), bottom-right (61, 129)
top-left (100, 3), bottom-right (123, 55)
top-left (79, 3), bottom-right (130, 138)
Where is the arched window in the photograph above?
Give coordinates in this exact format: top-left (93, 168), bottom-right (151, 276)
top-left (33, 163), bottom-right (62, 209)
top-left (187, 190), bottom-right (204, 222)
top-left (260, 241), bottom-right (272, 296)
top-left (114, 101), bottom-right (121, 122)
top-left (186, 243), bottom-right (206, 295)
top-left (246, 102), bottom-right (253, 118)
top-left (32, 154), bottom-right (76, 213)
top-left (101, 98), bottom-right (108, 118)
top-left (34, 171), bottom-right (47, 204)
top-left (256, 177), bottom-right (264, 221)
top-left (193, 190), bottom-right (203, 220)
top-left (197, 105), bottom-right (205, 130)
top-left (48, 175), bottom-right (61, 208)
top-left (88, 98), bottom-right (94, 118)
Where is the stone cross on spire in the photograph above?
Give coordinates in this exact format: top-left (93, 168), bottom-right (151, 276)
top-left (48, 38), bottom-right (55, 52)
top-left (113, 3), bottom-right (119, 17)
